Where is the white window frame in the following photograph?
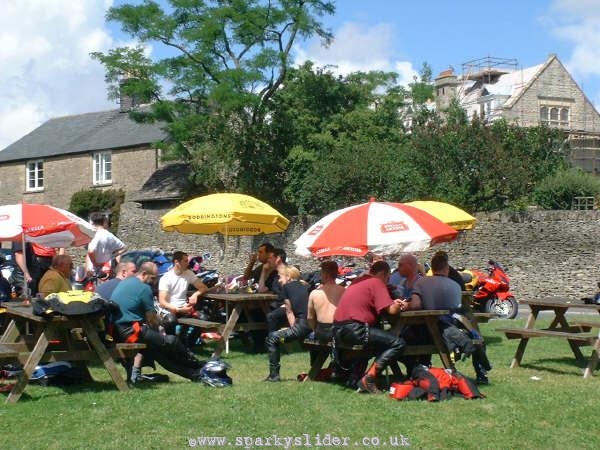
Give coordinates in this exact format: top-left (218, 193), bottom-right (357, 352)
top-left (539, 104), bottom-right (570, 127)
top-left (26, 160), bottom-right (44, 192)
top-left (93, 151), bottom-right (112, 185)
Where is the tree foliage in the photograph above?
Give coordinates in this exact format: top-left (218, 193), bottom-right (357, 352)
top-left (92, 0), bottom-right (335, 208)
top-left (533, 168), bottom-right (600, 209)
top-left (69, 189), bottom-right (125, 231)
top-left (93, 1), bottom-right (576, 216)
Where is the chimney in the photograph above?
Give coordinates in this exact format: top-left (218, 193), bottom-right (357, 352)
top-left (118, 74), bottom-right (139, 112)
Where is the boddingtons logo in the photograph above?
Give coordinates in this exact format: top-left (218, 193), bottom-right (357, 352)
top-left (185, 213), bottom-right (232, 220)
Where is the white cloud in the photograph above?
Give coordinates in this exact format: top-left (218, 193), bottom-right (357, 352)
top-left (295, 21), bottom-right (418, 86)
top-left (0, 0), bottom-right (117, 150)
top-left (549, 1), bottom-right (600, 79)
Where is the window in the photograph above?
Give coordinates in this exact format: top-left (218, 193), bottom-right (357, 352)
top-left (93, 151), bottom-right (112, 185)
top-left (539, 105), bottom-right (569, 127)
top-left (26, 160), bottom-right (44, 192)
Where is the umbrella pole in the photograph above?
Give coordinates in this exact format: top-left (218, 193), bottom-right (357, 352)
top-left (21, 233), bottom-right (29, 298)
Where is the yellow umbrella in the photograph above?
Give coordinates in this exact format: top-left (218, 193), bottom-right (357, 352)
top-left (160, 193), bottom-right (290, 235)
top-left (405, 200), bottom-right (476, 231)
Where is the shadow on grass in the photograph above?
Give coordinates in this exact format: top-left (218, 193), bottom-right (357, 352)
top-left (519, 356), bottom-right (592, 375)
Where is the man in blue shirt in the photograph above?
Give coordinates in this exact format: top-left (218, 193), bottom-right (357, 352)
top-left (111, 261), bottom-right (205, 382)
top-left (95, 261), bottom-right (137, 301)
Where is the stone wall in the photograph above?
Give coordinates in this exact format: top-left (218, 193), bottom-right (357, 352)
top-left (116, 202), bottom-right (600, 302)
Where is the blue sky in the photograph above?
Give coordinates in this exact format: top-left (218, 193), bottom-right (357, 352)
top-left (1, 0), bottom-right (599, 149)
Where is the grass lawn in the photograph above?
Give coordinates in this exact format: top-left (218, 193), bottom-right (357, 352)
top-left (1, 318), bottom-right (599, 449)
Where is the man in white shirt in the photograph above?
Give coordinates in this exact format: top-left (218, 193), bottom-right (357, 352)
top-left (86, 215), bottom-right (127, 274)
top-left (158, 251), bottom-right (210, 340)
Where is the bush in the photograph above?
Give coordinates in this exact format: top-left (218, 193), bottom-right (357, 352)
top-left (69, 189), bottom-right (125, 231)
top-left (532, 168), bottom-right (600, 209)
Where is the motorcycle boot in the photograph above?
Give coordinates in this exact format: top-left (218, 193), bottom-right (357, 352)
top-left (358, 363), bottom-right (380, 393)
top-left (264, 364), bottom-right (281, 382)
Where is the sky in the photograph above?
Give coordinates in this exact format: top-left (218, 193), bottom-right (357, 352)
top-left (2, 0), bottom-right (600, 150)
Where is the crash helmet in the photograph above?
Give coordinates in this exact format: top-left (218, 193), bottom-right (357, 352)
top-left (198, 359), bottom-right (232, 387)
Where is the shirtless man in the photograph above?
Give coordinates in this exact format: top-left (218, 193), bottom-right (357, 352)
top-left (307, 260), bottom-right (346, 343)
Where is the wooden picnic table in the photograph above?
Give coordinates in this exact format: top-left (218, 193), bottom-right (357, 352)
top-left (0, 303), bottom-right (142, 403)
top-left (496, 297), bottom-right (600, 378)
top-left (203, 292), bottom-right (278, 358)
top-left (305, 309), bottom-right (454, 380)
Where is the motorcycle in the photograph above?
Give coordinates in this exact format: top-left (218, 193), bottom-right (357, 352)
top-left (0, 251), bottom-right (24, 299)
top-left (459, 260), bottom-right (518, 319)
top-left (303, 259), bottom-right (363, 291)
top-left (72, 263), bottom-right (112, 291)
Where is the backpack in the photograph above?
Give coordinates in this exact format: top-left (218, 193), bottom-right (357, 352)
top-left (33, 291), bottom-right (118, 318)
top-left (198, 359), bottom-right (232, 387)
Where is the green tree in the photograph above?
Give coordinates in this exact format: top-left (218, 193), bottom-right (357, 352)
top-left (409, 62), bottom-right (434, 104)
top-left (269, 64), bottom-right (408, 214)
top-left (92, 0), bottom-right (335, 208)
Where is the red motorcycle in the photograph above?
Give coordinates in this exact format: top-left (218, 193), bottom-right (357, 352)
top-left (460, 260), bottom-right (518, 319)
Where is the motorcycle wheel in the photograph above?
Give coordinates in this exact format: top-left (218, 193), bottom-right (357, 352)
top-left (485, 296), bottom-right (518, 319)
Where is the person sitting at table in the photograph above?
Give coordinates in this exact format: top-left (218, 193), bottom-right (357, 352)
top-left (237, 242), bottom-right (275, 352)
top-left (157, 251), bottom-right (210, 346)
top-left (306, 260), bottom-right (346, 377)
top-left (264, 264), bottom-right (311, 381)
top-left (333, 261), bottom-right (406, 393)
top-left (307, 260), bottom-right (346, 344)
top-left (402, 251), bottom-right (492, 385)
top-left (261, 248), bottom-right (289, 334)
top-left (257, 247), bottom-right (286, 296)
top-left (390, 254), bottom-right (422, 299)
top-left (242, 242), bottom-right (274, 284)
top-left (38, 254), bottom-right (73, 298)
top-left (95, 261), bottom-right (137, 301)
top-left (111, 261), bottom-right (206, 383)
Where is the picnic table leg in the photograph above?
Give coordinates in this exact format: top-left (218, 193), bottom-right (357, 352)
top-left (80, 319), bottom-right (128, 392)
top-left (212, 305), bottom-right (241, 358)
top-left (6, 329), bottom-right (50, 404)
top-left (0, 319), bottom-right (18, 344)
top-left (510, 338), bottom-right (529, 368)
top-left (510, 308), bottom-right (542, 368)
top-left (551, 308), bottom-right (586, 361)
top-left (423, 317), bottom-right (454, 370)
top-left (583, 348), bottom-right (599, 379)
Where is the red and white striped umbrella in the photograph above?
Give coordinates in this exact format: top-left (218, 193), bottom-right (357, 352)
top-left (294, 198), bottom-right (458, 257)
top-left (0, 203), bottom-right (95, 248)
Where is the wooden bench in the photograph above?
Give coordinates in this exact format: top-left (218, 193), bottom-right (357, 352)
top-left (473, 312), bottom-right (495, 324)
top-left (301, 339), bottom-right (437, 380)
top-left (572, 320), bottom-right (600, 331)
top-left (110, 343), bottom-right (147, 359)
top-left (177, 318), bottom-right (223, 331)
top-left (497, 327), bottom-right (597, 344)
top-left (178, 317), bottom-right (267, 334)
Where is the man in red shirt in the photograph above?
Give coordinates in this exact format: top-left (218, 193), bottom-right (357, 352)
top-left (333, 261), bottom-right (406, 393)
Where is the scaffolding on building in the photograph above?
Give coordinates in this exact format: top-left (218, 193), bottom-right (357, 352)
top-left (461, 56), bottom-right (518, 83)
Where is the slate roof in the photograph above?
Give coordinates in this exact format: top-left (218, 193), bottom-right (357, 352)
top-left (130, 162), bottom-right (191, 202)
top-left (0, 108), bottom-right (168, 162)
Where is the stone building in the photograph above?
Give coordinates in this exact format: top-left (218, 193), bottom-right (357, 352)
top-left (0, 94), bottom-right (170, 210)
top-left (435, 54), bottom-right (600, 173)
